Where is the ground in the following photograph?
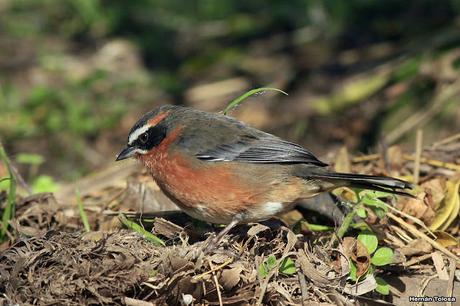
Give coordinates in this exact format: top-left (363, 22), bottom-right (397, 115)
top-left (1, 136), bottom-right (459, 305)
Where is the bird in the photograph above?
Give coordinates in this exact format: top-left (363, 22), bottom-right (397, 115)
top-left (116, 105), bottom-right (412, 248)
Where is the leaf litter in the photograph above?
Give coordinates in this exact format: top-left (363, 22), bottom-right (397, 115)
top-left (1, 135), bottom-right (460, 305)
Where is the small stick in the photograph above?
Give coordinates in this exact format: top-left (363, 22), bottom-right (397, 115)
top-left (208, 259), bottom-right (223, 306)
top-left (431, 133), bottom-right (460, 148)
top-left (385, 203), bottom-right (436, 239)
top-left (297, 270), bottom-right (308, 306)
top-left (387, 212), bottom-right (459, 262)
top-left (405, 253), bottom-right (432, 267)
top-left (351, 154), bottom-right (380, 163)
top-left (446, 258), bottom-right (456, 306)
top-left (418, 275), bottom-right (438, 306)
top-left (403, 154), bottom-right (460, 172)
top-left (413, 129), bottom-right (423, 184)
top-left (193, 258), bottom-right (233, 280)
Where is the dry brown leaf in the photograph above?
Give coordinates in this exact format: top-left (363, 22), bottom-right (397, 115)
top-left (342, 237), bottom-right (370, 278)
top-left (297, 250), bottom-right (332, 287)
top-left (332, 187), bottom-right (358, 202)
top-left (399, 238), bottom-right (433, 256)
top-left (387, 145), bottom-right (404, 171)
top-left (434, 231), bottom-right (459, 248)
top-left (283, 230), bottom-right (298, 257)
top-left (430, 180), bottom-right (460, 231)
top-left (343, 275), bottom-right (377, 296)
top-left (153, 217), bottom-right (184, 239)
top-left (422, 178), bottom-right (446, 206)
top-left (219, 265), bottom-right (243, 291)
top-left (398, 192), bottom-right (436, 224)
top-left (342, 274), bottom-right (377, 296)
top-left (279, 209), bottom-right (304, 226)
top-left (247, 223), bottom-right (270, 236)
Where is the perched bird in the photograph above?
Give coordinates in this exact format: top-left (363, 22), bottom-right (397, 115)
top-left (116, 105), bottom-right (412, 247)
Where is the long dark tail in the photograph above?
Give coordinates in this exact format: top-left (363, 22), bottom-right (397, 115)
top-left (303, 169), bottom-right (413, 196)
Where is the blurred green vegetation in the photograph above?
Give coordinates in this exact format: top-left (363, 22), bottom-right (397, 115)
top-left (1, 0), bottom-right (459, 184)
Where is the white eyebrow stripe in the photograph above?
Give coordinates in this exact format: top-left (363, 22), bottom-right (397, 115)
top-left (128, 124), bottom-right (150, 145)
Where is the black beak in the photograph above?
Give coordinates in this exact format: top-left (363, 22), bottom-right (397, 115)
top-left (116, 146), bottom-right (136, 161)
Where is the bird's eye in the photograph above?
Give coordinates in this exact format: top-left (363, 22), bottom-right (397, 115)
top-left (139, 132), bottom-right (149, 144)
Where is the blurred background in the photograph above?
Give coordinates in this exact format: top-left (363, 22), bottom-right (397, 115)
top-left (1, 0), bottom-right (459, 191)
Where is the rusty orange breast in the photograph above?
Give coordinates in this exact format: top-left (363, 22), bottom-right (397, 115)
top-left (138, 130), bottom-right (263, 220)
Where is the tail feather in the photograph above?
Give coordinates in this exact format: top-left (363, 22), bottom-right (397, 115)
top-left (304, 170), bottom-right (413, 196)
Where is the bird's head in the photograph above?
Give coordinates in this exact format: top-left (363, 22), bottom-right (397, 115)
top-left (116, 105), bottom-right (180, 161)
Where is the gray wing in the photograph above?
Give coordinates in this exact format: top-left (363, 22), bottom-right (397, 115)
top-left (196, 134), bottom-right (327, 166)
top-left (172, 108), bottom-right (327, 167)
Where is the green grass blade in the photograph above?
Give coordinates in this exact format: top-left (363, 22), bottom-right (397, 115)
top-left (76, 189), bottom-right (91, 232)
top-left (0, 144), bottom-right (16, 241)
top-left (222, 87), bottom-right (288, 115)
top-left (118, 213), bottom-right (165, 246)
top-left (0, 177), bottom-right (11, 184)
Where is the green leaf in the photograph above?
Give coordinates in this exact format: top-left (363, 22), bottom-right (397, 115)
top-left (361, 195), bottom-right (387, 209)
top-left (32, 175), bottom-right (59, 193)
top-left (266, 255), bottom-right (277, 270)
top-left (76, 189), bottom-right (91, 232)
top-left (358, 231), bottom-right (378, 254)
top-left (258, 255), bottom-right (277, 278)
top-left (349, 260), bottom-right (357, 281)
top-left (302, 222), bottom-right (334, 232)
top-left (356, 207), bottom-right (367, 218)
top-left (371, 247), bottom-right (394, 266)
top-left (118, 213), bottom-right (165, 247)
top-left (222, 87), bottom-right (288, 115)
top-left (258, 262), bottom-right (269, 278)
top-left (374, 207), bottom-right (387, 219)
top-left (0, 177), bottom-right (11, 191)
top-left (279, 257), bottom-right (296, 275)
top-left (359, 190), bottom-right (393, 199)
top-left (0, 144), bottom-right (16, 241)
top-left (16, 153), bottom-right (44, 166)
top-left (351, 222), bottom-right (372, 231)
top-left (375, 277), bottom-right (390, 295)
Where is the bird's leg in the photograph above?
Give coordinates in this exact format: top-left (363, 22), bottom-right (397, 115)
top-left (205, 218), bottom-right (240, 252)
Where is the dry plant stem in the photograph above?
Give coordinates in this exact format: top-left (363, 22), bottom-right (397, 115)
top-left (389, 224), bottom-right (413, 244)
top-left (385, 203), bottom-right (436, 239)
top-left (403, 154), bottom-right (460, 172)
top-left (207, 259), bottom-right (223, 306)
top-left (431, 133), bottom-right (460, 148)
top-left (297, 271), bottom-right (308, 306)
top-left (413, 129), bottom-right (423, 184)
top-left (418, 275), bottom-right (438, 306)
top-left (405, 254), bottom-right (433, 267)
top-left (446, 259), bottom-right (456, 306)
top-left (387, 212), bottom-right (460, 262)
top-left (193, 258), bottom-right (233, 280)
top-left (256, 269), bottom-right (276, 306)
top-left (124, 297), bottom-right (155, 306)
top-left (352, 154), bottom-right (380, 163)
